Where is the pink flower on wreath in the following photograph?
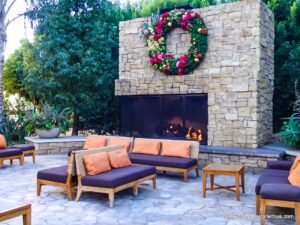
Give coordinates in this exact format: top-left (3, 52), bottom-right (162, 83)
top-left (156, 20), bottom-right (164, 28)
top-left (149, 57), bottom-right (155, 64)
top-left (176, 55), bottom-right (189, 75)
top-left (161, 12), bottom-right (169, 18)
top-left (155, 27), bottom-right (163, 35)
top-left (153, 34), bottom-right (159, 41)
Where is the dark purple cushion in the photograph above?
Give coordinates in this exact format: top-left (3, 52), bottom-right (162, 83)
top-left (82, 165), bottom-right (156, 188)
top-left (261, 169), bottom-right (289, 178)
top-left (38, 165), bottom-right (70, 183)
top-left (11, 144), bottom-right (35, 151)
top-left (267, 161), bottom-right (293, 171)
top-left (255, 174), bottom-right (289, 195)
top-left (0, 148), bottom-right (22, 157)
top-left (129, 153), bottom-right (197, 169)
top-left (261, 184), bottom-right (300, 202)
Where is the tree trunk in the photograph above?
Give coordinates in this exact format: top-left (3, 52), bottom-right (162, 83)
top-left (72, 112), bottom-right (79, 136)
top-left (0, 23), bottom-right (7, 126)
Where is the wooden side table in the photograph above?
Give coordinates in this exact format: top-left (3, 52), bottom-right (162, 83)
top-left (202, 164), bottom-right (245, 201)
top-left (0, 199), bottom-right (31, 225)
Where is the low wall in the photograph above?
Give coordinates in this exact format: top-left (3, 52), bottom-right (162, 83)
top-left (25, 136), bottom-right (86, 155)
top-left (199, 145), bottom-right (285, 173)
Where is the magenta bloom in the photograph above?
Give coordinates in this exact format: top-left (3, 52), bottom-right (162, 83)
top-left (149, 57), bottom-right (155, 64)
top-left (156, 20), bottom-right (164, 28)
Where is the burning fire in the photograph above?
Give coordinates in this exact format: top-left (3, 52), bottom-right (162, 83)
top-left (163, 123), bottom-right (203, 142)
top-left (186, 127), bottom-right (202, 142)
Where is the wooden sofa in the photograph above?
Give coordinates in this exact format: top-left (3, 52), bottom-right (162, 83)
top-left (0, 148), bottom-right (24, 168)
top-left (37, 152), bottom-right (77, 200)
top-left (74, 145), bottom-right (156, 207)
top-left (129, 138), bottom-right (199, 182)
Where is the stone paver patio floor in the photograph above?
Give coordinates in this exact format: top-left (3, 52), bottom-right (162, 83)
top-left (0, 155), bottom-right (295, 225)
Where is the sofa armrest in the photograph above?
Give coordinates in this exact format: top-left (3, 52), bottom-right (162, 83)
top-left (267, 160), bottom-right (293, 170)
top-left (261, 184), bottom-right (300, 202)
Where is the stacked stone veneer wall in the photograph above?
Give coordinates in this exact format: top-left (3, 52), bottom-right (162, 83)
top-left (115, 0), bottom-right (274, 148)
top-left (199, 153), bottom-right (278, 173)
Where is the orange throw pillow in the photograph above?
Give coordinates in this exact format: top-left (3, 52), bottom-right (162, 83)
top-left (108, 138), bottom-right (132, 152)
top-left (290, 155), bottom-right (300, 174)
top-left (161, 142), bottom-right (191, 158)
top-left (289, 164), bottom-right (300, 187)
top-left (108, 149), bottom-right (132, 168)
top-left (0, 134), bottom-right (7, 149)
top-left (83, 152), bottom-right (111, 175)
top-left (132, 139), bottom-right (161, 155)
top-left (84, 136), bottom-right (107, 149)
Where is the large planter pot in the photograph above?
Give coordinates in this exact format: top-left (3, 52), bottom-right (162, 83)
top-left (35, 128), bottom-right (60, 138)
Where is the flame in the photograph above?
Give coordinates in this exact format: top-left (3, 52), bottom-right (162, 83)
top-left (186, 127), bottom-right (202, 142)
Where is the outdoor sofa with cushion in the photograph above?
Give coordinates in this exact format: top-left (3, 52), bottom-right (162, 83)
top-left (74, 145), bottom-right (156, 208)
top-left (67, 135), bottom-right (133, 161)
top-left (0, 148), bottom-right (24, 168)
top-left (129, 138), bottom-right (199, 182)
top-left (37, 153), bottom-right (77, 200)
top-left (255, 159), bottom-right (300, 225)
top-left (0, 134), bottom-right (35, 167)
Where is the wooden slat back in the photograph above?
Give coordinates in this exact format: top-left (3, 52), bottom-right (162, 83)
top-left (131, 138), bottom-right (200, 159)
top-left (75, 145), bottom-right (123, 177)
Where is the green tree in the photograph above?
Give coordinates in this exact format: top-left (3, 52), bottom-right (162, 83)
top-left (264, 0), bottom-right (300, 131)
top-left (26, 0), bottom-right (119, 135)
top-left (4, 39), bottom-right (35, 101)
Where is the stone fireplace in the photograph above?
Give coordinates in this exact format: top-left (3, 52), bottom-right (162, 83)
top-left (115, 0), bottom-right (274, 148)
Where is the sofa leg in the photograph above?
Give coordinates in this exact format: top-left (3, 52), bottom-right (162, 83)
top-left (133, 185), bottom-right (138, 197)
top-left (0, 159), bottom-right (2, 168)
top-left (66, 187), bottom-right (73, 201)
top-left (295, 203), bottom-right (300, 225)
top-left (75, 189), bottom-right (82, 202)
top-left (256, 195), bottom-right (261, 215)
top-left (183, 171), bottom-right (188, 182)
top-left (32, 151), bottom-right (36, 163)
top-left (37, 180), bottom-right (42, 196)
top-left (152, 176), bottom-right (157, 189)
top-left (19, 155), bottom-right (24, 166)
top-left (10, 159), bottom-right (13, 165)
top-left (108, 191), bottom-right (114, 208)
top-left (195, 166), bottom-right (200, 177)
top-left (261, 199), bottom-right (267, 225)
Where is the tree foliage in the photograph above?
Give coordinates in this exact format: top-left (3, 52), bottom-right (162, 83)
top-left (4, 39), bottom-right (35, 101)
top-left (24, 0), bottom-right (120, 134)
top-left (264, 0), bottom-right (300, 131)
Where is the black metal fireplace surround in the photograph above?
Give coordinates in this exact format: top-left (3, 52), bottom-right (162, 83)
top-left (119, 94), bottom-right (208, 145)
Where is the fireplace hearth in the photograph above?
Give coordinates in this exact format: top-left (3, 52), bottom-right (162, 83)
top-left (119, 94), bottom-right (208, 145)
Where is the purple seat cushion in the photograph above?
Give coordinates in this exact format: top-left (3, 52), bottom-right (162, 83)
top-left (261, 184), bottom-right (300, 202)
top-left (11, 144), bottom-right (35, 151)
top-left (267, 161), bottom-right (293, 171)
top-left (129, 153), bottom-right (197, 169)
top-left (255, 174), bottom-right (289, 195)
top-left (37, 165), bottom-right (74, 183)
top-left (0, 148), bottom-right (22, 157)
top-left (82, 165), bottom-right (156, 188)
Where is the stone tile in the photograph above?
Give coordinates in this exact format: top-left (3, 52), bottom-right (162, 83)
top-left (0, 155), bottom-right (295, 225)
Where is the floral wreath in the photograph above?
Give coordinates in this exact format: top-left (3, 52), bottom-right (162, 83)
top-left (143, 9), bottom-right (208, 76)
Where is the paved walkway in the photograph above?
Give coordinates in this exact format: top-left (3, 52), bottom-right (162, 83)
top-left (0, 155), bottom-right (295, 225)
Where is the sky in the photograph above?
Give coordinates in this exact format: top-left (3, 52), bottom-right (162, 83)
top-left (6, 0), bottom-right (138, 59)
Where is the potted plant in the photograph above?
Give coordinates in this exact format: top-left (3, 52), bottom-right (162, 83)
top-left (25, 104), bottom-right (71, 138)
